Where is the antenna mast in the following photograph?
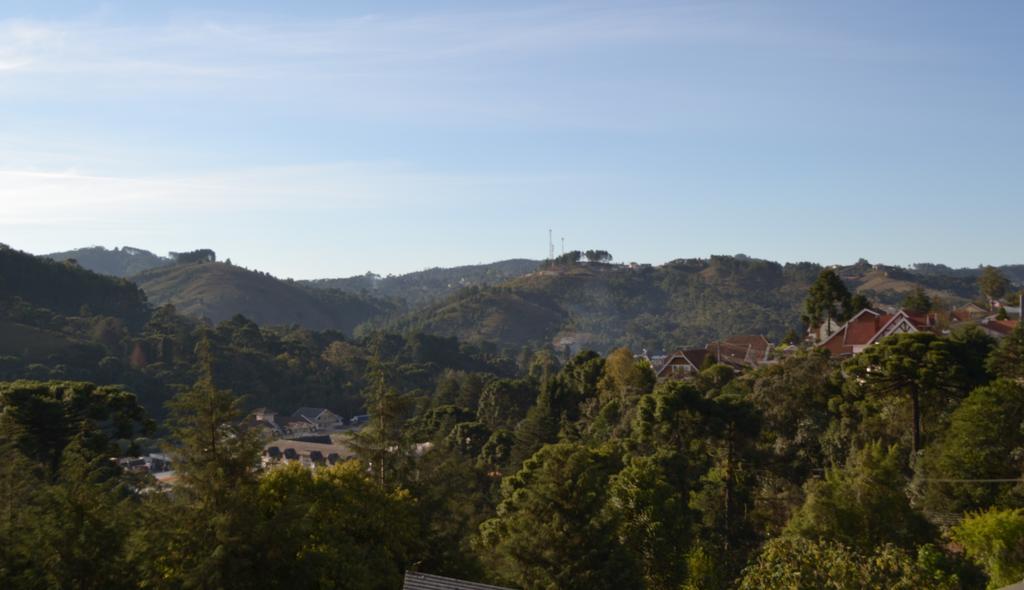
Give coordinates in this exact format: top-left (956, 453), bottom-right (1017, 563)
top-left (548, 229), bottom-right (554, 260)
top-left (561, 237), bottom-right (565, 255)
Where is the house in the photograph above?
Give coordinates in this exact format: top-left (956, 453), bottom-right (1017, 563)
top-left (655, 349), bottom-right (710, 380)
top-left (240, 408), bottom-right (285, 439)
top-left (705, 335), bottom-right (772, 369)
top-left (292, 407), bottom-right (344, 431)
top-left (951, 302), bottom-right (990, 324)
top-left (819, 309), bottom-right (937, 357)
top-left (277, 415), bottom-right (318, 436)
top-left (262, 438), bottom-right (356, 470)
top-left (403, 572), bottom-right (513, 590)
top-left (979, 318), bottom-right (1020, 339)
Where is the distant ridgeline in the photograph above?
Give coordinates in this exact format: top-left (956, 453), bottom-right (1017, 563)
top-left (0, 243), bottom-right (514, 419)
top-left (385, 255), bottom-right (1017, 354)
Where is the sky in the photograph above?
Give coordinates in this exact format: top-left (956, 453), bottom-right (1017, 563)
top-left (1, 1), bottom-right (1022, 279)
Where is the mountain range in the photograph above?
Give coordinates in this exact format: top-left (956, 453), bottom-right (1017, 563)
top-left (28, 245), bottom-right (1023, 353)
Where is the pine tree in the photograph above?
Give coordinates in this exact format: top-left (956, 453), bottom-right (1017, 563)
top-left (137, 333), bottom-right (264, 590)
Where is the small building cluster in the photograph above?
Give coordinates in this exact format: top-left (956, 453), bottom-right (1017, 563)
top-left (813, 302), bottom-right (1020, 359)
top-left (261, 438), bottom-right (356, 470)
top-left (648, 334), bottom-right (774, 380)
top-left (241, 406), bottom-right (355, 438)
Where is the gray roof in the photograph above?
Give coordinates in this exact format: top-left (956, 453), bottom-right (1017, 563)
top-left (293, 407), bottom-right (335, 420)
top-left (403, 572), bottom-right (514, 590)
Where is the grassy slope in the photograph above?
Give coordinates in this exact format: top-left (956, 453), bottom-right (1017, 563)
top-left (133, 262), bottom-right (392, 334)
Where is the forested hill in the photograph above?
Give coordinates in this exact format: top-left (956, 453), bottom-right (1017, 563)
top-left (133, 261), bottom-right (395, 333)
top-left (43, 245), bottom-right (172, 277)
top-left (302, 258), bottom-right (540, 308)
top-left (1, 243), bottom-right (150, 327)
top-left (388, 256), bottom-right (997, 353)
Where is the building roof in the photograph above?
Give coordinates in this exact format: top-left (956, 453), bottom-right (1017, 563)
top-left (819, 309), bottom-right (935, 356)
top-left (293, 407), bottom-right (336, 421)
top-left (263, 439), bottom-right (356, 463)
top-left (655, 349), bottom-right (709, 378)
top-left (982, 319), bottom-right (1020, 337)
top-left (403, 572), bottom-right (514, 590)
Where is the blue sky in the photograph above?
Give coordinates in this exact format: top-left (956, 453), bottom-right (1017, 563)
top-left (1, 1), bottom-right (1022, 279)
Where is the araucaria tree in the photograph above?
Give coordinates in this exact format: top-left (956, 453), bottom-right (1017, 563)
top-left (803, 269), bottom-right (854, 334)
top-left (844, 333), bottom-right (964, 456)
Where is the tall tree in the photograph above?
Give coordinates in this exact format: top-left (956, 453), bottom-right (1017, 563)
top-left (844, 333), bottom-right (965, 456)
top-left (136, 335), bottom-right (264, 590)
top-left (352, 360), bottom-right (413, 489)
top-left (902, 287), bottom-right (934, 314)
top-left (979, 266), bottom-right (1011, 303)
top-left (803, 269), bottom-right (854, 334)
top-left (478, 443), bottom-right (640, 590)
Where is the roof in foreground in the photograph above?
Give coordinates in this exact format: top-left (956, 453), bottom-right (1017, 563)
top-left (403, 572), bottom-right (515, 590)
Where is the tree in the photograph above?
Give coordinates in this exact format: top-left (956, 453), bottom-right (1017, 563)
top-left (918, 379), bottom-right (1024, 514)
top-left (255, 462), bottom-right (420, 590)
top-left (606, 452), bottom-right (693, 590)
top-left (476, 379), bottom-right (536, 429)
top-left (844, 333), bottom-right (965, 456)
top-left (478, 443), bottom-right (641, 590)
top-left (135, 337), bottom-right (264, 590)
top-left (352, 360), bottom-right (414, 489)
top-left (583, 250), bottom-right (613, 263)
top-left (0, 380), bottom-right (151, 474)
top-left (953, 507), bottom-right (1024, 589)
top-left (803, 269), bottom-right (853, 334)
top-left (171, 249), bottom-right (216, 264)
top-left (987, 320), bottom-right (1024, 380)
top-left (979, 266), bottom-right (1011, 303)
top-left (786, 442), bottom-right (934, 551)
top-left (739, 537), bottom-right (958, 590)
top-left (902, 287), bottom-right (933, 314)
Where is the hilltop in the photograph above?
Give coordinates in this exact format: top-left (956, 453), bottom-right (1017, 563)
top-left (302, 259), bottom-right (540, 308)
top-left (43, 245), bottom-right (173, 277)
top-left (133, 261), bottom-right (394, 333)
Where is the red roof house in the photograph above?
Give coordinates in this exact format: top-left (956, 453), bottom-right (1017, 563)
top-left (819, 309), bottom-right (936, 357)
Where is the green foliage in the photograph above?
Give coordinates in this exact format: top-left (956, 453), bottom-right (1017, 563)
top-left (786, 442), bottom-right (934, 550)
top-left (903, 286), bottom-right (934, 314)
top-left (478, 442), bottom-right (641, 590)
top-left (986, 320), bottom-right (1024, 380)
top-left (979, 266), bottom-right (1011, 301)
top-left (0, 380), bottom-right (151, 473)
top-left (843, 332), bottom-right (967, 455)
top-left (918, 379), bottom-right (1024, 515)
top-left (953, 507), bottom-right (1024, 588)
top-left (738, 537), bottom-right (959, 590)
top-left (803, 269), bottom-right (853, 330)
top-left (606, 452), bottom-right (693, 590)
top-left (0, 244), bottom-right (150, 328)
top-left (255, 462), bottom-right (420, 590)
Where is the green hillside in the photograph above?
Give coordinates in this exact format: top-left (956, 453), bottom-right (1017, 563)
top-left (389, 256), bottom-right (993, 353)
top-left (44, 245), bottom-right (172, 277)
top-left (303, 258), bottom-right (540, 308)
top-left (0, 244), bottom-right (150, 328)
top-left (133, 261), bottom-right (394, 333)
